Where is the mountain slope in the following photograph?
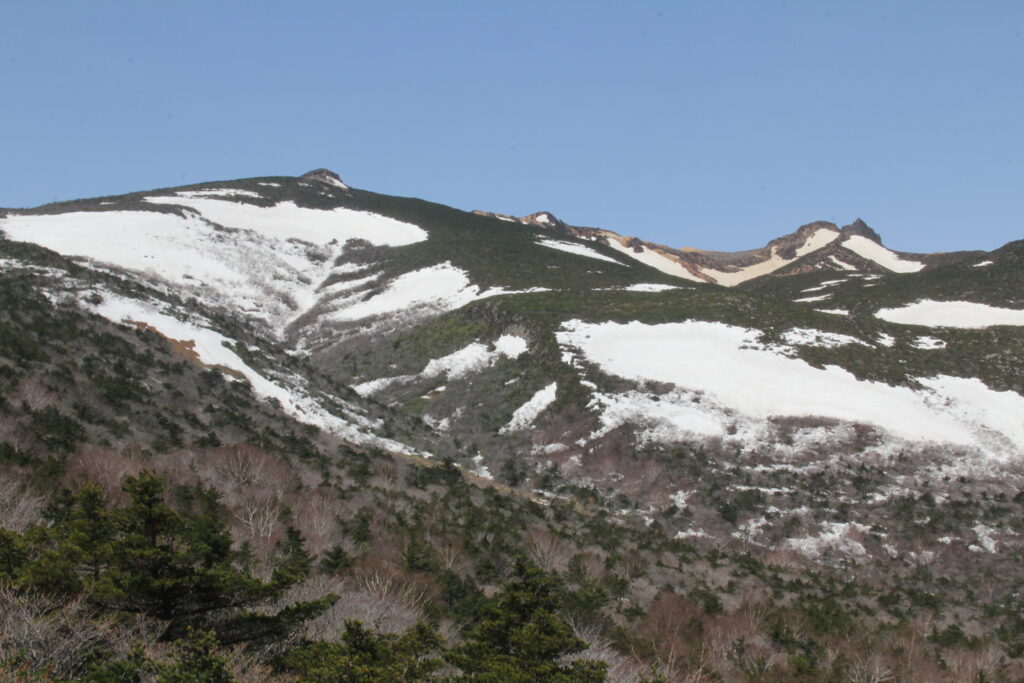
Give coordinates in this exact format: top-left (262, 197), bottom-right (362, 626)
top-left (3, 171), bottom-right (1022, 469)
top-left (3, 170), bottom-right (1024, 678)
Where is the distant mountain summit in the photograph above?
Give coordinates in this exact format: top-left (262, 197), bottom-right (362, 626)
top-left (841, 218), bottom-right (883, 243)
top-left (301, 168), bottom-right (350, 191)
top-left (469, 209), bottom-right (953, 285)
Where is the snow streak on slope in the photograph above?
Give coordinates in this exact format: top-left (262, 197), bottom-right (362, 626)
top-left (422, 335), bottom-right (528, 380)
top-left (876, 300), bottom-right (1024, 328)
top-left (829, 256), bottom-right (858, 271)
top-left (353, 335), bottom-right (529, 396)
top-left (702, 228), bottom-right (839, 286)
top-left (83, 290), bottom-right (422, 455)
top-left (537, 239), bottom-right (623, 264)
top-left (557, 320), bottom-right (1024, 458)
top-left (319, 263), bottom-right (539, 325)
top-left (841, 236), bottom-right (924, 273)
top-left (602, 239), bottom-right (705, 282)
top-left (501, 382), bottom-right (558, 433)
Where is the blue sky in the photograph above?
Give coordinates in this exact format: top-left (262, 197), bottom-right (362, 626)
top-left (2, 1), bottom-right (1021, 252)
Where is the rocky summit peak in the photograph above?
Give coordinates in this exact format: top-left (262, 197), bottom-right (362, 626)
top-left (301, 168), bottom-right (350, 191)
top-left (840, 218), bottom-right (882, 244)
top-left (521, 211), bottom-right (565, 229)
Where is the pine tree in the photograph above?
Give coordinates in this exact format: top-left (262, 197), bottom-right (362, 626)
top-left (446, 560), bottom-right (607, 682)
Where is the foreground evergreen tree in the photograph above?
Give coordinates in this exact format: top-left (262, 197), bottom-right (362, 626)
top-left (446, 561), bottom-right (607, 682)
top-left (1, 472), bottom-right (333, 644)
top-left (281, 621), bottom-right (445, 682)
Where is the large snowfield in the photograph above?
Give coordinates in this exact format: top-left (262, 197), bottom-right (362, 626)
top-left (0, 200), bottom-right (428, 334)
top-left (557, 320), bottom-right (1024, 458)
top-left (144, 195), bottom-right (427, 245)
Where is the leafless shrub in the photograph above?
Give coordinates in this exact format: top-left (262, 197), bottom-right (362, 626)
top-left (220, 644), bottom-right (281, 682)
top-left (373, 462), bottom-right (398, 491)
top-left (0, 587), bottom-right (162, 679)
top-left (0, 415), bottom-right (31, 454)
top-left (293, 490), bottom-right (338, 555)
top-left (298, 571), bottom-right (431, 638)
top-left (63, 446), bottom-right (143, 501)
top-left (232, 489), bottom-right (284, 542)
top-left (569, 549), bottom-right (606, 583)
top-left (633, 591), bottom-right (712, 679)
top-left (15, 378), bottom-right (57, 412)
top-left (944, 644), bottom-right (1007, 683)
top-left (845, 651), bottom-right (896, 683)
top-left (763, 546), bottom-right (805, 571)
top-left (434, 536), bottom-right (469, 573)
top-left (524, 527), bottom-right (573, 572)
top-left (0, 476), bottom-right (45, 531)
top-left (562, 619), bottom-right (654, 683)
top-left (216, 444), bottom-right (277, 488)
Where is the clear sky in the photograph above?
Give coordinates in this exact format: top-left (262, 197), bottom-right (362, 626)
top-left (2, 1), bottom-right (1022, 252)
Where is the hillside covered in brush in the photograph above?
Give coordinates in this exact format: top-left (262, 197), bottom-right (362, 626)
top-left (1, 169), bottom-right (1023, 680)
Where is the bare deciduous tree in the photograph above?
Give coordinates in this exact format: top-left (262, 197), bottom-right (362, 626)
top-left (524, 526), bottom-right (573, 572)
top-left (0, 476), bottom-right (44, 531)
top-left (0, 587), bottom-right (161, 679)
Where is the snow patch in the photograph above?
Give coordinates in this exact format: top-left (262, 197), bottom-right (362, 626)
top-left (971, 524), bottom-right (999, 553)
top-left (145, 196), bottom-right (425, 246)
top-left (876, 300), bottom-right (1024, 328)
top-left (788, 522), bottom-right (870, 559)
top-left (493, 334), bottom-right (529, 358)
top-left (557, 319), bottom-right (1024, 455)
top-left (501, 382), bottom-right (558, 432)
top-left (176, 188), bottom-right (261, 198)
top-left (0, 205), bottom-right (426, 335)
top-left (357, 334), bottom-right (528, 393)
top-left (603, 239), bottom-right (704, 282)
top-left (586, 390), bottom-right (724, 443)
top-left (621, 283), bottom-right (681, 292)
top-left (471, 454), bottom-right (494, 480)
top-left (537, 239), bottom-right (623, 264)
top-left (781, 328), bottom-right (868, 349)
top-left (322, 263), bottom-right (480, 322)
top-left (352, 375), bottom-right (414, 396)
top-left (829, 256), bottom-right (858, 271)
top-left (423, 343), bottom-right (498, 380)
top-left (912, 336), bottom-right (946, 350)
top-left (842, 235), bottom-right (924, 273)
